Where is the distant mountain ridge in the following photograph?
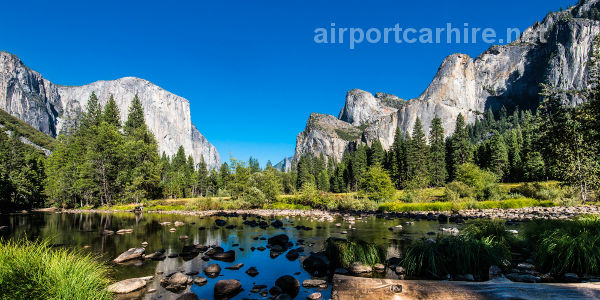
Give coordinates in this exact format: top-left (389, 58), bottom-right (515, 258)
top-left (294, 0), bottom-right (600, 163)
top-left (0, 52), bottom-right (221, 169)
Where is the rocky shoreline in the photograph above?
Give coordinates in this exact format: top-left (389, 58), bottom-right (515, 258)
top-left (60, 205), bottom-right (600, 221)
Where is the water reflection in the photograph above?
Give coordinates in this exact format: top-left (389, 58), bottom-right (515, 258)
top-left (0, 211), bottom-right (460, 299)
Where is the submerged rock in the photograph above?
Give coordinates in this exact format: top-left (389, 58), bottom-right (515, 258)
top-left (275, 275), bottom-right (300, 297)
top-left (176, 292), bottom-right (198, 300)
top-left (204, 263), bottom-right (222, 278)
top-left (246, 266), bottom-right (259, 277)
top-left (107, 278), bottom-right (147, 294)
top-left (214, 279), bottom-right (242, 299)
top-left (349, 262), bottom-right (372, 274)
top-left (113, 248), bottom-right (145, 263)
top-left (302, 279), bottom-right (326, 288)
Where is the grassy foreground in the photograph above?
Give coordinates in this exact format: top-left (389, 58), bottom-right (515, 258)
top-left (0, 239), bottom-right (112, 300)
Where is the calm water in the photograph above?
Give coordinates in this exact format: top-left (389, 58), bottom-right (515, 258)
top-left (0, 211), bottom-right (485, 299)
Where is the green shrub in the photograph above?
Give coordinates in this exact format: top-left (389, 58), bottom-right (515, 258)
top-left (461, 219), bottom-right (513, 247)
top-left (325, 238), bottom-right (384, 269)
top-left (358, 165), bottom-right (395, 202)
top-left (454, 163), bottom-right (501, 200)
top-left (524, 215), bottom-right (600, 275)
top-left (511, 182), bottom-right (564, 201)
top-left (0, 239), bottom-right (112, 300)
top-left (401, 236), bottom-right (509, 280)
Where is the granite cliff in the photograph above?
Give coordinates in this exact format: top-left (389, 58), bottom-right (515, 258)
top-left (294, 0), bottom-right (600, 163)
top-left (0, 52), bottom-right (221, 169)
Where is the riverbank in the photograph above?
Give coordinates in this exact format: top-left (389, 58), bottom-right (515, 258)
top-left (60, 204), bottom-right (600, 221)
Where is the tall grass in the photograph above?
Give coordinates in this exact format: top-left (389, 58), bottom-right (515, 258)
top-left (524, 215), bottom-right (600, 275)
top-left (461, 219), bottom-right (514, 247)
top-left (401, 236), bottom-right (509, 280)
top-left (0, 239), bottom-right (112, 300)
top-left (325, 238), bottom-right (384, 269)
top-left (379, 198), bottom-right (555, 212)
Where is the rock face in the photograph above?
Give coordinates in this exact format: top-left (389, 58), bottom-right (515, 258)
top-left (0, 52), bottom-right (221, 169)
top-left (294, 1), bottom-right (600, 163)
top-left (274, 156), bottom-right (293, 172)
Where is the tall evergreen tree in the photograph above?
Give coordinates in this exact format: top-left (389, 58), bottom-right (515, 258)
top-left (488, 131), bottom-right (509, 180)
top-left (450, 113), bottom-right (473, 179)
top-left (406, 118), bottom-right (429, 188)
top-left (102, 95), bottom-right (121, 128)
top-left (429, 116), bottom-right (447, 186)
top-left (124, 94), bottom-right (145, 135)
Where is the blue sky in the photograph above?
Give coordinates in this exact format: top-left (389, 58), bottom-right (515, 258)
top-left (1, 0), bottom-right (573, 166)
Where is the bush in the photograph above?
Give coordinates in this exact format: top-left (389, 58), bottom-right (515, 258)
top-left (358, 165), bottom-right (395, 202)
top-left (461, 219), bottom-right (513, 247)
top-left (524, 215), bottom-right (600, 275)
top-left (443, 181), bottom-right (474, 201)
top-left (337, 195), bottom-right (378, 211)
top-left (325, 238), bottom-right (384, 269)
top-left (454, 163), bottom-right (501, 200)
top-left (510, 182), bottom-right (564, 201)
top-left (401, 236), bottom-right (509, 280)
top-left (0, 239), bottom-right (112, 300)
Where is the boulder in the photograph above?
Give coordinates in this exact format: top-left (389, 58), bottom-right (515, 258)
top-left (272, 220), bottom-right (284, 228)
top-left (275, 275), bottom-right (300, 297)
top-left (176, 293), bottom-right (198, 300)
top-left (246, 266), bottom-right (259, 277)
top-left (302, 279), bottom-right (326, 288)
top-left (302, 252), bottom-right (330, 276)
top-left (215, 219), bottom-right (227, 226)
top-left (214, 279), bottom-right (242, 299)
top-left (212, 250), bottom-right (235, 261)
top-left (113, 248), bottom-right (145, 263)
top-left (349, 262), bottom-right (372, 274)
top-left (107, 278), bottom-right (147, 294)
top-left (308, 292), bottom-right (322, 300)
top-left (193, 277), bottom-right (208, 286)
top-left (204, 263), bottom-right (221, 278)
top-left (225, 263), bottom-right (244, 270)
top-left (268, 234), bottom-right (290, 246)
top-left (286, 249), bottom-right (300, 261)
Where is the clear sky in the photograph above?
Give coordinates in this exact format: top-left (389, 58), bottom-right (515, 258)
top-left (1, 0), bottom-right (573, 167)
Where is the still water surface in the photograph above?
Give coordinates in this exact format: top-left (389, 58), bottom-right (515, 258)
top-left (0, 211), bottom-right (478, 299)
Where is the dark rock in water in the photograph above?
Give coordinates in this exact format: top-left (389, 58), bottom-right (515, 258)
top-left (251, 284), bottom-right (267, 293)
top-left (270, 250), bottom-right (281, 259)
top-left (162, 272), bottom-right (189, 292)
top-left (269, 286), bottom-right (283, 296)
top-left (214, 279), bottom-right (242, 300)
top-left (272, 220), bottom-right (284, 228)
top-left (167, 253), bottom-right (179, 258)
top-left (268, 234), bottom-right (289, 246)
top-left (232, 243), bottom-right (239, 247)
top-left (193, 276), bottom-right (208, 286)
top-left (302, 252), bottom-right (330, 276)
top-left (275, 275), bottom-right (300, 297)
top-left (204, 263), bottom-right (222, 278)
top-left (185, 271), bottom-right (199, 276)
top-left (438, 214), bottom-right (448, 223)
top-left (308, 292), bottom-right (323, 300)
top-left (225, 225), bottom-right (236, 229)
top-left (201, 255), bottom-right (210, 261)
top-left (427, 231), bottom-right (435, 235)
top-left (176, 292), bottom-right (198, 300)
top-left (113, 248), bottom-right (145, 263)
top-left (285, 249), bottom-right (300, 261)
top-left (198, 226), bottom-right (206, 230)
top-left (246, 266), bottom-right (259, 277)
top-left (145, 249), bottom-right (166, 261)
top-left (274, 294), bottom-right (291, 300)
top-left (225, 263), bottom-right (244, 270)
top-left (257, 246), bottom-right (266, 251)
top-left (215, 219), bottom-right (227, 226)
top-left (271, 245), bottom-right (284, 252)
top-left (212, 250), bottom-right (235, 262)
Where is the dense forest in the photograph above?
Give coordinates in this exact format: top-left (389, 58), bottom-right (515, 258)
top-left (1, 42), bottom-right (600, 210)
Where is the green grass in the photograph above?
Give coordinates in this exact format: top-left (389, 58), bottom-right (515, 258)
top-left (0, 108), bottom-right (55, 151)
top-left (524, 215), bottom-right (600, 275)
top-left (325, 238), bottom-right (385, 269)
top-left (461, 219), bottom-right (514, 247)
top-left (379, 198), bottom-right (557, 212)
top-left (0, 238), bottom-right (112, 300)
top-left (401, 236), bottom-right (509, 280)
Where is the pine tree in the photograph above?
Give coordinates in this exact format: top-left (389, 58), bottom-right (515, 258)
top-left (368, 140), bottom-right (385, 166)
top-left (450, 113), bottom-right (473, 179)
top-left (102, 95), bottom-right (121, 128)
top-left (124, 94), bottom-right (145, 135)
top-left (406, 118), bottom-right (429, 188)
top-left (429, 116), bottom-right (447, 186)
top-left (488, 131), bottom-right (509, 180)
top-left (197, 156), bottom-right (208, 196)
top-left (81, 92), bottom-right (102, 129)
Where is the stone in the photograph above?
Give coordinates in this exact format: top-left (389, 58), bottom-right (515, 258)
top-left (141, 241), bottom-right (148, 247)
top-left (116, 229), bottom-right (133, 234)
top-left (269, 285), bottom-right (283, 296)
top-left (215, 219), bottom-right (227, 226)
top-left (489, 265), bottom-right (503, 280)
top-left (275, 294), bottom-right (292, 300)
top-left (302, 279), bottom-right (326, 288)
top-left (225, 263), bottom-right (244, 270)
top-left (193, 276), bottom-right (208, 286)
top-left (506, 273), bottom-right (540, 283)
top-left (272, 220), bottom-right (284, 228)
top-left (303, 252), bottom-right (330, 276)
top-left (176, 293), bottom-right (198, 300)
top-left (394, 266), bottom-right (406, 275)
top-left (268, 234), bottom-right (290, 246)
top-left (275, 275), bottom-right (300, 297)
top-left (453, 274), bottom-right (475, 281)
top-left (349, 262), bottom-right (372, 274)
top-left (212, 250), bottom-right (235, 261)
top-left (308, 292), bottom-right (322, 300)
top-left (107, 278), bottom-right (146, 294)
top-left (179, 235), bottom-right (189, 240)
top-left (517, 262), bottom-right (536, 270)
top-left (113, 248), bottom-right (144, 263)
top-left (214, 279), bottom-right (242, 299)
top-left (373, 264), bottom-right (385, 272)
top-left (168, 272), bottom-right (189, 286)
top-left (203, 263), bottom-right (221, 278)
top-left (174, 221), bottom-right (185, 227)
top-left (564, 273), bottom-right (580, 282)
top-left (286, 249), bottom-right (300, 260)
top-left (246, 266), bottom-right (259, 277)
